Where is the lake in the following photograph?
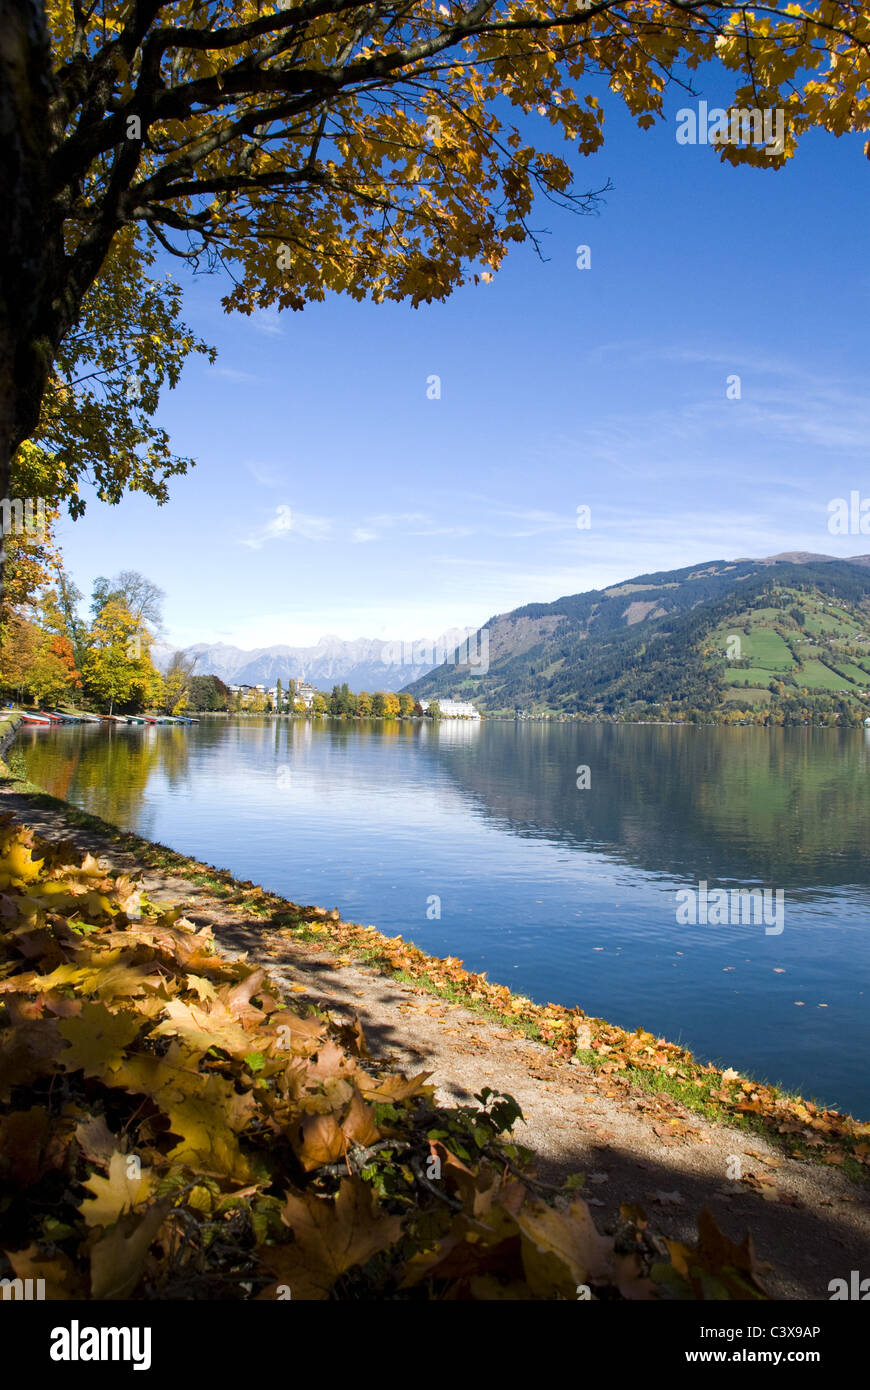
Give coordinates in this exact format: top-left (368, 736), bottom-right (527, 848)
top-left (12, 718), bottom-right (870, 1117)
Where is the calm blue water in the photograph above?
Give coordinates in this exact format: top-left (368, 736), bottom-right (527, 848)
top-left (14, 718), bottom-right (870, 1116)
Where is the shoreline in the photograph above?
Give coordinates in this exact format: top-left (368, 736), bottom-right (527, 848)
top-left (3, 727), bottom-right (870, 1298)
top-left (3, 716), bottom-right (868, 1158)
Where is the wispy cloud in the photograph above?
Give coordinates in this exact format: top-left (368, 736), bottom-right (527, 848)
top-left (239, 505), bottom-right (330, 549)
top-left (248, 308), bottom-right (283, 336)
top-left (408, 523), bottom-right (475, 537)
top-left (368, 512), bottom-right (428, 527)
top-left (246, 460), bottom-right (286, 488)
top-left (211, 366), bottom-right (259, 384)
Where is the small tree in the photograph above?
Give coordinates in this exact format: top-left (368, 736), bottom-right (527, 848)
top-left (82, 600), bottom-right (140, 714)
top-left (162, 650), bottom-right (197, 714)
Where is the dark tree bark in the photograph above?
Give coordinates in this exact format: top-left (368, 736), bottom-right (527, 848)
top-left (0, 0), bottom-right (56, 602)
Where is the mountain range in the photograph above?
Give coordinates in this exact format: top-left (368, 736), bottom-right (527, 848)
top-left (151, 629), bottom-right (476, 692)
top-left (404, 552), bottom-right (870, 717)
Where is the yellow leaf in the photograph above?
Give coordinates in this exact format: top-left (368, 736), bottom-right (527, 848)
top-left (57, 1003), bottom-right (142, 1076)
top-left (80, 1150), bottom-right (155, 1228)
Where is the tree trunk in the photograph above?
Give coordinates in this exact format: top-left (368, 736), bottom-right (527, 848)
top-left (0, 0), bottom-right (58, 603)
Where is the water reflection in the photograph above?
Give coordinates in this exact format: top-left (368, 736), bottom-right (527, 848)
top-left (13, 717), bottom-right (870, 1112)
top-left (15, 720), bottom-right (870, 897)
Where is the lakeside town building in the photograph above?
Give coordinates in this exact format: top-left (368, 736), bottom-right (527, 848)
top-left (226, 681), bottom-right (478, 718)
top-left (419, 698), bottom-right (480, 719)
top-left (294, 682), bottom-right (316, 709)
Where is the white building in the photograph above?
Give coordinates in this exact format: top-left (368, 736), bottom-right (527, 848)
top-left (420, 697), bottom-right (480, 719)
top-left (295, 681), bottom-right (316, 709)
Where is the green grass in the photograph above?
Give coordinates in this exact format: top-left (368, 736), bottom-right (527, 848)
top-left (734, 606), bottom-right (782, 625)
top-left (838, 663), bottom-right (870, 686)
top-left (723, 667), bottom-right (783, 687)
top-left (738, 627), bottom-right (794, 669)
top-left (798, 660), bottom-right (858, 691)
top-left (804, 609), bottom-right (860, 638)
top-left (721, 686), bottom-right (773, 705)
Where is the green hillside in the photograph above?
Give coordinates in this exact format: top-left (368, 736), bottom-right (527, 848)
top-left (404, 556), bottom-right (870, 724)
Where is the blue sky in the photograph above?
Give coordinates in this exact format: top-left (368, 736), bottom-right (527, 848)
top-left (54, 85), bottom-right (870, 651)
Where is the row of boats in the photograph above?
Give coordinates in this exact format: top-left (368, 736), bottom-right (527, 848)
top-left (15, 710), bottom-right (200, 727)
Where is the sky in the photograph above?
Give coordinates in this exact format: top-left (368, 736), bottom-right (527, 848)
top-left (53, 78), bottom-right (870, 652)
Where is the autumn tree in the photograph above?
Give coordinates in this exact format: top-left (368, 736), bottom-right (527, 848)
top-left (54, 570), bottom-right (89, 675)
top-left (33, 587), bottom-right (83, 702)
top-left (0, 502), bottom-right (70, 703)
top-left (161, 649), bottom-right (197, 713)
top-left (0, 613), bottom-right (41, 704)
top-left (3, 0), bottom-right (869, 598)
top-left (83, 598), bottom-right (162, 714)
top-left (29, 631), bottom-right (81, 705)
top-left (11, 230), bottom-right (215, 531)
top-left (0, 502), bottom-right (59, 624)
top-left (91, 571), bottom-right (165, 633)
top-left (398, 692), bottom-right (415, 718)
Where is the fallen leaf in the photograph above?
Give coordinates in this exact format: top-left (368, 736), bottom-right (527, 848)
top-left (264, 1178), bottom-right (404, 1299)
top-left (79, 1151), bottom-right (155, 1228)
top-left (88, 1200), bottom-right (172, 1299)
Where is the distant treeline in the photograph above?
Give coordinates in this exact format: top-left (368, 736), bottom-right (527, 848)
top-left (219, 681), bottom-right (441, 718)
